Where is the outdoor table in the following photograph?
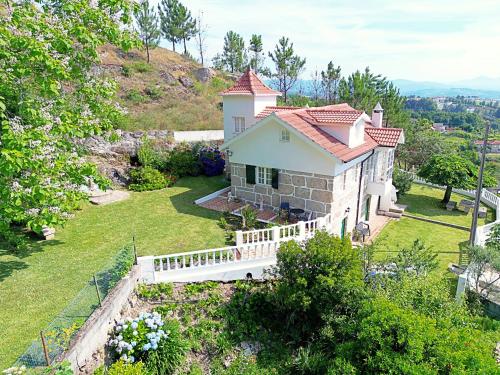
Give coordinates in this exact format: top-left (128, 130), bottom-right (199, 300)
top-left (290, 208), bottom-right (305, 220)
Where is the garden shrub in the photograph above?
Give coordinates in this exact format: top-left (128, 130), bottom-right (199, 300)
top-left (129, 167), bottom-right (173, 192)
top-left (392, 168), bottom-right (413, 196)
top-left (241, 206), bottom-right (257, 229)
top-left (98, 360), bottom-right (147, 375)
top-left (198, 147), bottom-right (225, 176)
top-left (137, 138), bottom-right (170, 171)
top-left (143, 320), bottom-right (188, 375)
top-left (166, 143), bottom-right (200, 177)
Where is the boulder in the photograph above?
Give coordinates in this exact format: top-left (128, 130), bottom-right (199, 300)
top-left (159, 70), bottom-right (176, 84)
top-left (178, 75), bottom-right (194, 88)
top-left (194, 67), bottom-right (215, 83)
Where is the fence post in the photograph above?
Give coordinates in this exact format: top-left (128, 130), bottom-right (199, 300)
top-left (235, 230), bottom-right (243, 246)
top-left (133, 235), bottom-right (138, 265)
top-left (40, 330), bottom-right (50, 366)
top-left (273, 226), bottom-right (281, 242)
top-left (93, 274), bottom-right (102, 308)
top-left (298, 221), bottom-right (306, 240)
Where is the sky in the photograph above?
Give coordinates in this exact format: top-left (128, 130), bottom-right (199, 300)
top-left (155, 0), bottom-right (500, 83)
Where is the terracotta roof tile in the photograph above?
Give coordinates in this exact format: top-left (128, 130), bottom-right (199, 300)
top-left (305, 109), bottom-right (363, 125)
top-left (365, 127), bottom-right (403, 147)
top-left (221, 69), bottom-right (281, 96)
top-left (275, 110), bottom-right (379, 162)
top-left (255, 106), bottom-right (302, 119)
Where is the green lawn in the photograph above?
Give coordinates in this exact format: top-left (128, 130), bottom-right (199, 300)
top-left (374, 218), bottom-right (467, 270)
top-left (0, 176), bottom-right (228, 369)
top-left (397, 184), bottom-right (494, 227)
top-left (373, 183), bottom-right (496, 273)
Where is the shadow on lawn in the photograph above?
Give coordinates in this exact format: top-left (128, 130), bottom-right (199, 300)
top-left (169, 176), bottom-right (228, 220)
top-left (399, 192), bottom-right (471, 219)
top-left (0, 233), bottom-right (62, 282)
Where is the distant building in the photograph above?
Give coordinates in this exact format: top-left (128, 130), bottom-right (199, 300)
top-left (432, 123), bottom-right (446, 133)
top-left (474, 140), bottom-right (500, 153)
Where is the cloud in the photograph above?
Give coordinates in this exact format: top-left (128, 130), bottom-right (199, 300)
top-left (153, 0), bottom-right (500, 82)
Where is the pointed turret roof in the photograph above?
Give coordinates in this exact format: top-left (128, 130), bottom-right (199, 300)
top-left (221, 68), bottom-right (282, 96)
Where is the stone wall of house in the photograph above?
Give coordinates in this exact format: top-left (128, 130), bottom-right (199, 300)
top-left (230, 163), bottom-right (335, 218)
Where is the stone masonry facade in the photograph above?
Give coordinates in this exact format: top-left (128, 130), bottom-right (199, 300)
top-left (230, 161), bottom-right (377, 236)
top-left (231, 163), bottom-right (336, 219)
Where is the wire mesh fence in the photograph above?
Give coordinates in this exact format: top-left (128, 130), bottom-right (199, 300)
top-left (14, 242), bottom-right (136, 368)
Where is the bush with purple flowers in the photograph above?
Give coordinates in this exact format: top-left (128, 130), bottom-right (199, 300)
top-left (108, 312), bottom-right (167, 364)
top-left (198, 147), bottom-right (225, 177)
top-left (108, 312), bottom-right (187, 374)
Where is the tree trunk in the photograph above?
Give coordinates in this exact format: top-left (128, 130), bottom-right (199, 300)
top-left (146, 44), bottom-right (150, 63)
top-left (172, 41), bottom-right (175, 52)
top-left (442, 185), bottom-right (452, 204)
top-left (183, 38), bottom-right (187, 54)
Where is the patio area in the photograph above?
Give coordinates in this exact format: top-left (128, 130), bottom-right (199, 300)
top-left (197, 190), bottom-right (279, 222)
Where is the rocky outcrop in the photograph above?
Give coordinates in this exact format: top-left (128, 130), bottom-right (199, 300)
top-left (77, 130), bottom-right (172, 186)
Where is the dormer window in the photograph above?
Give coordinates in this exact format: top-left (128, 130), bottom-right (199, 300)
top-left (234, 117), bottom-right (245, 133)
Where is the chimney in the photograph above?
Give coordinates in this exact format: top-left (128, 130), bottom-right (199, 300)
top-left (372, 102), bottom-right (383, 128)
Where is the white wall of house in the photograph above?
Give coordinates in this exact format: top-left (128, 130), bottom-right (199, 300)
top-left (222, 95), bottom-right (277, 142)
top-left (227, 117), bottom-right (339, 176)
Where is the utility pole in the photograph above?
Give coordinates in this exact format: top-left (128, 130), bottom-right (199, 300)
top-left (469, 120), bottom-right (491, 245)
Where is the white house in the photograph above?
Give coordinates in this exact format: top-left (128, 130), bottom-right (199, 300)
top-left (220, 69), bottom-right (404, 238)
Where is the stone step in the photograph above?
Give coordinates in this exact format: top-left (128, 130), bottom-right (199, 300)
top-left (389, 207), bottom-right (404, 214)
top-left (378, 210), bottom-right (402, 218)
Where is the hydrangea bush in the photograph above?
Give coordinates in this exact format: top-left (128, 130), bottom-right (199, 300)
top-left (108, 312), bottom-right (168, 363)
top-left (198, 147), bottom-right (225, 176)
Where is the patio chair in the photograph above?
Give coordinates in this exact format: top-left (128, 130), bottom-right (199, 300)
top-left (355, 222), bottom-right (371, 242)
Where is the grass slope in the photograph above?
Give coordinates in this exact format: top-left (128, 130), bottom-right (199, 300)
top-left (99, 46), bottom-right (232, 132)
top-left (0, 176), bottom-right (227, 369)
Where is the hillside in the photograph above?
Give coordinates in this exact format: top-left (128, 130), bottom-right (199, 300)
top-left (99, 46), bottom-right (233, 131)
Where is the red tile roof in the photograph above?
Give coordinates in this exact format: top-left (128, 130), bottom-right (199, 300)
top-left (255, 106), bottom-right (301, 119)
top-left (365, 126), bottom-right (403, 147)
top-left (275, 109), bottom-right (379, 162)
top-left (221, 69), bottom-right (282, 96)
top-left (252, 103), bottom-right (403, 162)
top-left (305, 109), bottom-right (364, 125)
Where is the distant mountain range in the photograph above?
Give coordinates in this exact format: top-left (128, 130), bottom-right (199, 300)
top-left (285, 77), bottom-right (500, 99)
top-left (392, 78), bottom-right (500, 99)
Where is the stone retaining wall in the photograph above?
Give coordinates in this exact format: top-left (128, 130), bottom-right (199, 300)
top-left (61, 266), bottom-right (141, 374)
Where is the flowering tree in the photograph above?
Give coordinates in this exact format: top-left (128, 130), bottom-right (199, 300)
top-left (0, 0), bottom-right (137, 236)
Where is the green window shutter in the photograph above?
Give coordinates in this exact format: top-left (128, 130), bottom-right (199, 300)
top-left (271, 168), bottom-right (279, 189)
top-left (246, 165), bottom-right (256, 184)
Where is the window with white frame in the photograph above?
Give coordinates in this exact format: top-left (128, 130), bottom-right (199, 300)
top-left (257, 166), bottom-right (272, 185)
top-left (233, 116), bottom-right (245, 133)
top-left (386, 150), bottom-right (394, 180)
top-left (280, 129), bottom-right (290, 142)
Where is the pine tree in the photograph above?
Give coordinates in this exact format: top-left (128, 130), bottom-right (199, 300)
top-left (135, 0), bottom-right (160, 63)
top-left (219, 31), bottom-right (247, 73)
top-left (267, 36), bottom-right (306, 103)
top-left (321, 61), bottom-right (341, 103)
top-left (249, 34), bottom-right (264, 74)
top-left (158, 0), bottom-right (181, 52)
top-left (176, 2), bottom-right (197, 55)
